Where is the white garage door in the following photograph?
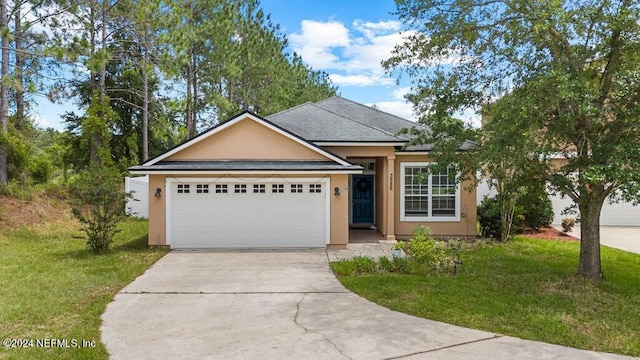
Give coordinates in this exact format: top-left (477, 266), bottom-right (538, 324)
top-left (477, 180), bottom-right (640, 226)
top-left (168, 179), bottom-right (329, 248)
top-left (551, 194), bottom-right (640, 226)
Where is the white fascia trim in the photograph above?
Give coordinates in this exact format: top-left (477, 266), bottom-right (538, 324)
top-left (144, 113), bottom-right (352, 166)
top-left (315, 142), bottom-right (405, 146)
top-left (129, 170), bottom-right (363, 175)
top-left (169, 177), bottom-right (331, 183)
top-left (395, 151), bottom-right (430, 155)
top-left (399, 162), bottom-right (461, 222)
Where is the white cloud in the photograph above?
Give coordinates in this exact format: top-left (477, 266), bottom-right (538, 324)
top-left (329, 73), bottom-right (394, 87)
top-left (369, 101), bottom-right (417, 121)
top-left (391, 86), bottom-right (412, 100)
top-left (289, 20), bottom-right (350, 69)
top-left (352, 20), bottom-right (402, 39)
top-left (454, 107), bottom-right (482, 128)
top-left (32, 115), bottom-right (54, 129)
top-left (290, 19), bottom-right (415, 86)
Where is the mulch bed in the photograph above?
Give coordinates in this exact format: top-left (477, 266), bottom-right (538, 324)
top-left (520, 226), bottom-right (578, 241)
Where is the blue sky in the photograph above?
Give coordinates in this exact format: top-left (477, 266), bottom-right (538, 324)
top-left (36, 0), bottom-right (420, 131)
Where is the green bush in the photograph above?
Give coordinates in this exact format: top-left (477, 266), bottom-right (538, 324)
top-left (561, 218), bottom-right (576, 234)
top-left (69, 165), bottom-right (129, 253)
top-left (330, 259), bottom-right (359, 276)
top-left (403, 226), bottom-right (461, 274)
top-left (477, 196), bottom-right (503, 240)
top-left (351, 256), bottom-right (377, 274)
top-left (2, 131), bottom-right (30, 182)
top-left (28, 156), bottom-right (54, 184)
top-left (478, 189), bottom-right (553, 240)
top-left (519, 187), bottom-right (554, 230)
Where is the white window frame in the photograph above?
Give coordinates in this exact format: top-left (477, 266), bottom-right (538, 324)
top-left (400, 162), bottom-right (460, 222)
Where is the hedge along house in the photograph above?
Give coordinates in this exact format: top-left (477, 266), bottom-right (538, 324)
top-left (129, 97), bottom-right (477, 249)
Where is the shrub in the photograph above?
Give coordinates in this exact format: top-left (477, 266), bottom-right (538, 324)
top-left (478, 189), bottom-right (554, 240)
top-left (70, 165), bottom-right (129, 253)
top-left (561, 218), bottom-right (576, 234)
top-left (28, 156), bottom-right (54, 184)
top-left (330, 259), bottom-right (358, 276)
top-left (405, 226), bottom-right (461, 274)
top-left (477, 196), bottom-right (503, 240)
top-left (518, 187), bottom-right (554, 230)
top-left (351, 256), bottom-right (377, 274)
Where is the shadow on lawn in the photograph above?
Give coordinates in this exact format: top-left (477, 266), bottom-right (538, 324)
top-left (61, 234), bottom-right (159, 259)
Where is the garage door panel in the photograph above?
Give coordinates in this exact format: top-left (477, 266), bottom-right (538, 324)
top-left (169, 180), bottom-right (327, 248)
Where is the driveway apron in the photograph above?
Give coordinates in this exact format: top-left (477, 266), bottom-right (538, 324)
top-left (101, 250), bottom-right (633, 360)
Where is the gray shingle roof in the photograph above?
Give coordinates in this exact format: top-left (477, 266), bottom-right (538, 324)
top-left (267, 96), bottom-right (423, 143)
top-left (130, 160), bottom-right (363, 172)
top-left (314, 97), bottom-right (426, 140)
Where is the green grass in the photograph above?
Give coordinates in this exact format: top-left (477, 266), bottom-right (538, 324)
top-left (0, 218), bottom-right (168, 360)
top-left (333, 237), bottom-right (640, 356)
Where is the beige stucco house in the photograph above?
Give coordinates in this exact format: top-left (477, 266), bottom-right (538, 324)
top-left (129, 97), bottom-right (477, 249)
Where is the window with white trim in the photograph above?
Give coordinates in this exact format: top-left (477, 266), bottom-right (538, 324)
top-left (272, 184), bottom-right (284, 193)
top-left (309, 184), bottom-right (322, 193)
top-left (253, 184), bottom-right (266, 193)
top-left (215, 184), bottom-right (228, 194)
top-left (400, 163), bottom-right (459, 221)
top-left (234, 184), bottom-right (247, 193)
top-left (177, 184), bottom-right (190, 194)
top-left (196, 184), bottom-right (209, 194)
top-left (290, 184), bottom-right (303, 193)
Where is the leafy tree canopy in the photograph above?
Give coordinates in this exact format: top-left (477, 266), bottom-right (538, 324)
top-left (385, 0), bottom-right (640, 279)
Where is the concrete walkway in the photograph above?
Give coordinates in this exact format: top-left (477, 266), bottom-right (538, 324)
top-left (557, 226), bottom-right (640, 254)
top-left (101, 250), bottom-right (634, 360)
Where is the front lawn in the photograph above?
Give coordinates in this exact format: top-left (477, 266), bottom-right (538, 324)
top-left (332, 237), bottom-right (640, 356)
top-left (0, 217), bottom-right (168, 360)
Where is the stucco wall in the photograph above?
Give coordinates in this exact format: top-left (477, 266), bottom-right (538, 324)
top-left (167, 118), bottom-right (327, 161)
top-left (148, 174), bottom-right (167, 246)
top-left (329, 174), bottom-right (349, 248)
top-left (394, 155), bottom-right (477, 239)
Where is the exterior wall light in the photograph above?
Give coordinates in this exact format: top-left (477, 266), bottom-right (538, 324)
top-left (334, 187), bottom-right (340, 196)
top-left (155, 188), bottom-right (162, 197)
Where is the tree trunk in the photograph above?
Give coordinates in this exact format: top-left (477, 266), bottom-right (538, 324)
top-left (15, 4), bottom-right (24, 130)
top-left (500, 196), bottom-right (516, 242)
top-left (0, 0), bottom-right (9, 186)
top-left (88, 0), bottom-right (98, 164)
top-left (185, 53), bottom-right (194, 139)
top-left (141, 30), bottom-right (149, 161)
top-left (577, 196), bottom-right (605, 280)
top-left (191, 53), bottom-right (198, 137)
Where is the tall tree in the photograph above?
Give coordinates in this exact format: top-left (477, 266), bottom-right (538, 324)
top-left (385, 0), bottom-right (640, 280)
top-left (0, 0), bottom-right (8, 186)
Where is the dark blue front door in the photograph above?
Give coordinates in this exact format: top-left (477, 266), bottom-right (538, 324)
top-left (352, 175), bottom-right (374, 224)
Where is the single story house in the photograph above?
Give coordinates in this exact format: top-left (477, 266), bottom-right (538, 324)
top-left (129, 96), bottom-right (477, 249)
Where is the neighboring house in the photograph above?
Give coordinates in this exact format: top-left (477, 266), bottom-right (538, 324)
top-left (128, 96), bottom-right (477, 249)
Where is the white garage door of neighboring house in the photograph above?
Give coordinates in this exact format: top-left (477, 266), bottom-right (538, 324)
top-left (550, 193), bottom-right (640, 226)
top-left (478, 180), bottom-right (640, 226)
top-left (168, 178), bottom-right (329, 249)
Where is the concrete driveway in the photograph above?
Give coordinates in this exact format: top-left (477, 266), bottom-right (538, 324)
top-left (101, 251), bottom-right (633, 360)
top-left (561, 226), bottom-right (640, 254)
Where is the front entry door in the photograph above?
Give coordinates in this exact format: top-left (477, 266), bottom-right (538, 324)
top-left (352, 175), bottom-right (374, 224)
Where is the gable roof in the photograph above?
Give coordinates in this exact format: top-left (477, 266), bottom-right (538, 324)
top-left (267, 96), bottom-right (425, 143)
top-left (138, 111), bottom-right (353, 167)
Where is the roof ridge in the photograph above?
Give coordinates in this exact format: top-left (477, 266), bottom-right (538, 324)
top-left (309, 101), bottom-right (404, 139)
top-left (317, 95), bottom-right (422, 129)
